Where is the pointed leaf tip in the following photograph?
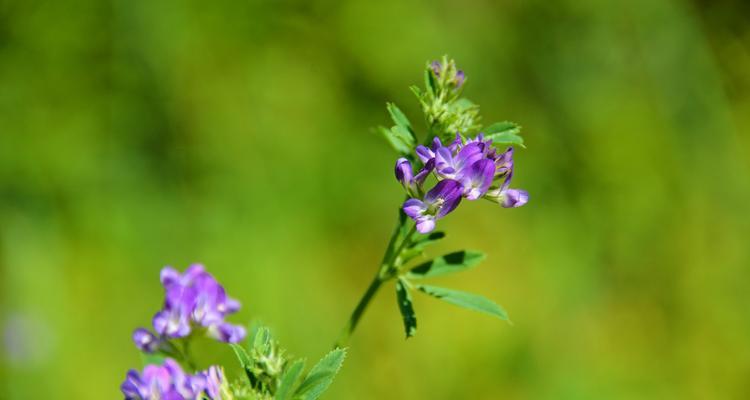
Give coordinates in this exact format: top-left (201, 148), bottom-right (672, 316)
top-left (294, 348), bottom-right (347, 400)
top-left (416, 284), bottom-right (509, 322)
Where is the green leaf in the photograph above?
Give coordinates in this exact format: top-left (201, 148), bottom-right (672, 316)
top-left (230, 343), bottom-right (252, 370)
top-left (484, 121), bottom-right (525, 148)
top-left (386, 102), bottom-right (415, 139)
top-left (451, 98), bottom-right (477, 111)
top-left (275, 359), bottom-right (305, 400)
top-left (424, 67), bottom-right (437, 97)
top-left (485, 121), bottom-right (520, 135)
top-left (295, 348), bottom-right (347, 400)
top-left (407, 250), bottom-right (485, 279)
top-left (416, 284), bottom-right (509, 321)
top-left (395, 278), bottom-right (417, 338)
top-left (252, 326), bottom-right (272, 354)
top-left (409, 85), bottom-right (422, 100)
top-left (378, 126), bottom-right (412, 155)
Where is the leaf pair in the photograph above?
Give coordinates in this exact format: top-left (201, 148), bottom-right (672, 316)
top-left (395, 250), bottom-right (509, 339)
top-left (379, 103), bottom-right (417, 155)
top-left (231, 330), bottom-right (346, 400)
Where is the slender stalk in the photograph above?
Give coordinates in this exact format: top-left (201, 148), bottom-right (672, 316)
top-left (334, 216), bottom-right (417, 348)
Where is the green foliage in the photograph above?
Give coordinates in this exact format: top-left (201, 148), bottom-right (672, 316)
top-left (416, 284), bottom-right (509, 322)
top-left (275, 359), bottom-right (305, 400)
top-left (230, 325), bottom-right (346, 400)
top-left (395, 278), bottom-right (417, 338)
top-left (378, 126), bottom-right (413, 155)
top-left (406, 250), bottom-right (485, 279)
top-left (379, 103), bottom-right (417, 155)
top-left (386, 103), bottom-right (416, 139)
top-left (484, 121), bottom-right (525, 148)
top-left (231, 343), bottom-right (254, 371)
top-left (294, 348), bottom-right (347, 400)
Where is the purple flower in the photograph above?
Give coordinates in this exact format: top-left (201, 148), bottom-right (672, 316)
top-left (455, 70), bottom-right (465, 88)
top-left (133, 328), bottom-right (159, 353)
top-left (456, 158), bottom-right (495, 200)
top-left (395, 157), bottom-right (433, 197)
top-left (395, 134), bottom-right (528, 232)
top-left (403, 179), bottom-right (463, 233)
top-left (486, 157), bottom-right (530, 208)
top-left (202, 366), bottom-right (224, 400)
top-left (121, 359), bottom-right (205, 400)
top-left (207, 322), bottom-right (247, 343)
top-left (121, 359), bottom-right (226, 400)
top-left (500, 188), bottom-right (529, 208)
top-left (135, 264), bottom-right (246, 350)
top-left (435, 142), bottom-right (485, 180)
top-left (430, 61), bottom-right (442, 77)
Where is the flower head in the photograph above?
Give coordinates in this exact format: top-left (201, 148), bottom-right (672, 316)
top-left (132, 328), bottom-right (159, 353)
top-left (121, 359), bottom-right (203, 400)
top-left (133, 264), bottom-right (246, 352)
top-left (403, 179), bottom-right (463, 233)
top-left (121, 359), bottom-right (226, 400)
top-left (397, 134), bottom-right (528, 233)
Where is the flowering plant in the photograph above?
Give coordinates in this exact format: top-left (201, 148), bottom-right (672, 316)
top-left (121, 56), bottom-right (528, 399)
top-left (123, 264), bottom-right (346, 400)
top-left (336, 56), bottom-right (528, 344)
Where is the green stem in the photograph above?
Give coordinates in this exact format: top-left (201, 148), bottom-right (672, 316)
top-left (334, 216), bottom-right (418, 348)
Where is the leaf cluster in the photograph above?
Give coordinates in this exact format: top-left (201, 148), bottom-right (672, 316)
top-left (392, 231), bottom-right (510, 339)
top-left (230, 324), bottom-right (346, 400)
top-left (379, 55), bottom-right (525, 155)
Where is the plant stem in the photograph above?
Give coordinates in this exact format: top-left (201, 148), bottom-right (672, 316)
top-left (334, 215), bottom-right (417, 348)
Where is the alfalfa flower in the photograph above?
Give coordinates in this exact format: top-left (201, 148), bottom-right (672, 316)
top-left (397, 134), bottom-right (528, 233)
top-left (121, 358), bottom-right (211, 400)
top-left (133, 264), bottom-right (246, 353)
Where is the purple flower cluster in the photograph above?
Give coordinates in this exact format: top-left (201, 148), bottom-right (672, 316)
top-left (133, 264), bottom-right (246, 352)
top-left (396, 134), bottom-right (529, 233)
top-left (121, 358), bottom-right (224, 400)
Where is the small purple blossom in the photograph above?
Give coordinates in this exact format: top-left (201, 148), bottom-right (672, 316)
top-left (395, 157), bottom-right (433, 197)
top-left (430, 61), bottom-right (442, 77)
top-left (121, 359), bottom-right (225, 400)
top-left (133, 328), bottom-right (159, 353)
top-left (202, 366), bottom-right (225, 400)
top-left (397, 133), bottom-right (528, 233)
top-left (134, 264), bottom-right (246, 351)
top-left (455, 70), bottom-right (465, 88)
top-left (403, 179), bottom-right (463, 233)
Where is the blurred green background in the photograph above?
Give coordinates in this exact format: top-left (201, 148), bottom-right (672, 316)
top-left (2, 0), bottom-right (750, 398)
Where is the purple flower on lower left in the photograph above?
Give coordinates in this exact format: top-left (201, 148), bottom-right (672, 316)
top-left (133, 264), bottom-right (246, 352)
top-left (121, 358), bottom-right (222, 400)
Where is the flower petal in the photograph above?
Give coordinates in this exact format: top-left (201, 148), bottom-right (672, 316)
top-left (459, 159), bottom-right (496, 200)
top-left (394, 158), bottom-right (413, 188)
top-left (415, 216), bottom-right (436, 233)
top-left (402, 198), bottom-right (427, 220)
top-left (502, 189), bottom-right (529, 208)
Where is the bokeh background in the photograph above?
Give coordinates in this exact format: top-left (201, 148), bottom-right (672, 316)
top-left (2, 0), bottom-right (750, 398)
